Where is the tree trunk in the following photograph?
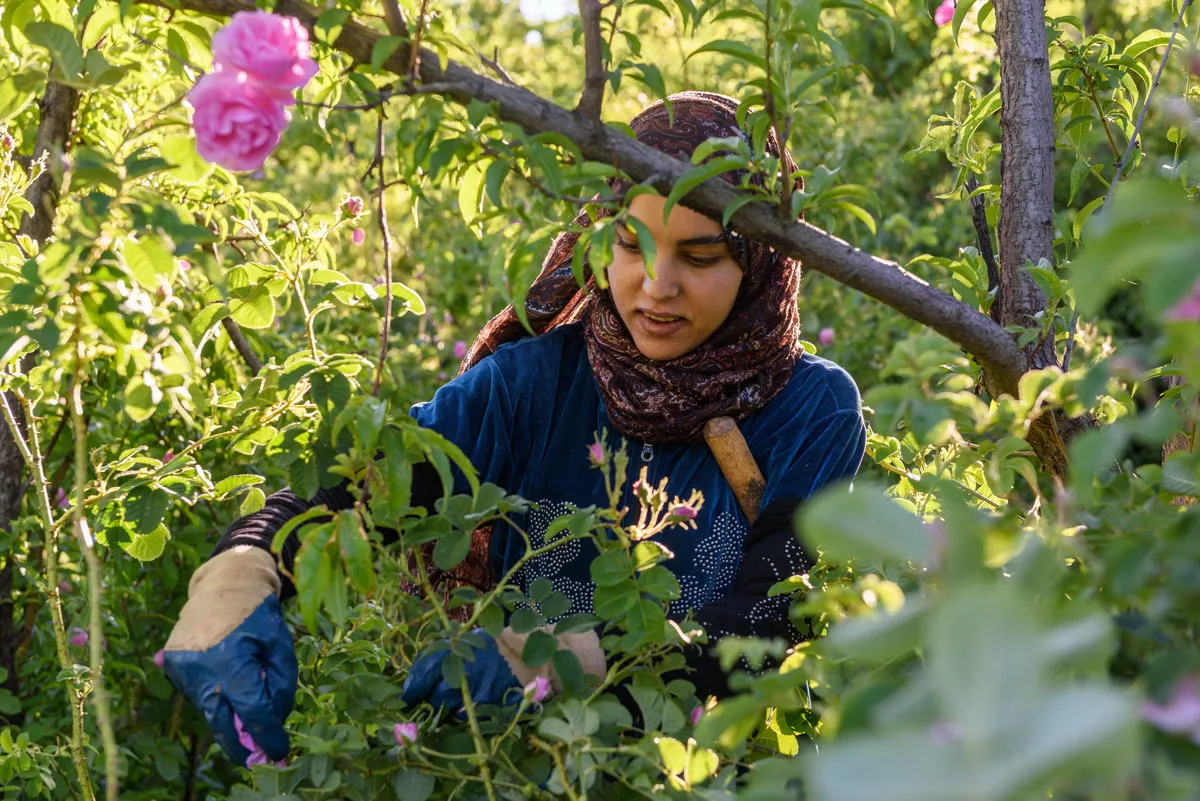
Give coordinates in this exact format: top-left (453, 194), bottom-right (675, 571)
top-left (0, 79), bottom-right (80, 707)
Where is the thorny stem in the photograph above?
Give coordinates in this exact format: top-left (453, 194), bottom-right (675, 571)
top-left (71, 365), bottom-right (119, 800)
top-left (0, 389), bottom-right (95, 800)
top-left (530, 736), bottom-right (582, 801)
top-left (371, 110), bottom-right (394, 397)
top-left (457, 675), bottom-right (499, 801)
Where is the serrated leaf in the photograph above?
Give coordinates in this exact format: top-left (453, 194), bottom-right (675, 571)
top-left (228, 286), bottom-right (276, 330)
top-left (213, 474), bottom-right (265, 498)
top-left (123, 237), bottom-right (174, 291)
top-left (125, 486), bottom-right (169, 534)
top-left (521, 630), bottom-right (558, 668)
top-left (240, 487), bottom-right (266, 516)
top-left (122, 523), bottom-right (169, 561)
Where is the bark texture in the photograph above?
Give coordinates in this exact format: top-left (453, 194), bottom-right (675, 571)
top-left (0, 79), bottom-right (80, 704)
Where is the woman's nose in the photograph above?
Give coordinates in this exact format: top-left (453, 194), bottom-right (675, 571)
top-left (642, 256), bottom-right (680, 301)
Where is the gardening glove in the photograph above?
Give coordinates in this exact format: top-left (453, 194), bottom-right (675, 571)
top-left (163, 545), bottom-right (297, 766)
top-left (400, 627), bottom-right (606, 712)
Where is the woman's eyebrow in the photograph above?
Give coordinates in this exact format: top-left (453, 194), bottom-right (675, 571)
top-left (615, 219), bottom-right (727, 247)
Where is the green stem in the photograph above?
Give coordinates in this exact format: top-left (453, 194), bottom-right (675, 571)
top-left (70, 367), bottom-right (119, 800)
top-left (0, 389), bottom-right (95, 801)
top-left (457, 674), bottom-right (499, 801)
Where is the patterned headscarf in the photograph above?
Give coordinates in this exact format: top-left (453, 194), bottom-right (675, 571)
top-left (460, 91), bottom-right (803, 444)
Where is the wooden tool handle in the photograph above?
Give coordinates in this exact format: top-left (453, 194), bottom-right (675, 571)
top-left (703, 416), bottom-right (766, 525)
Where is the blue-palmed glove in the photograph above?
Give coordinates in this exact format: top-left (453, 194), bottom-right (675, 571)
top-left (401, 627), bottom-right (606, 712)
top-left (163, 546), bottom-right (297, 766)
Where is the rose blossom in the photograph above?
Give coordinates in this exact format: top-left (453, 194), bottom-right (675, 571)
top-left (234, 713), bottom-right (287, 768)
top-left (1166, 277), bottom-right (1200, 322)
top-left (934, 0), bottom-right (955, 26)
top-left (343, 196), bottom-right (364, 216)
top-left (393, 722), bottom-right (419, 747)
top-left (187, 71), bottom-right (291, 172)
top-left (690, 706), bottom-right (703, 726)
top-left (818, 327), bottom-right (835, 346)
top-left (0, 133), bottom-right (13, 153)
top-left (525, 676), bottom-right (552, 704)
top-left (69, 627), bottom-right (88, 648)
top-left (351, 227), bottom-right (366, 246)
top-left (211, 11), bottom-right (319, 93)
top-left (453, 340), bottom-right (468, 360)
top-left (588, 442), bottom-right (606, 465)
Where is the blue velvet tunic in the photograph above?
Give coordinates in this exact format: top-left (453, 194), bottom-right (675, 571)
top-left (410, 322), bottom-right (865, 621)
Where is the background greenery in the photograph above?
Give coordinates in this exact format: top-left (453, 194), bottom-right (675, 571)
top-left (1, 0), bottom-right (1199, 798)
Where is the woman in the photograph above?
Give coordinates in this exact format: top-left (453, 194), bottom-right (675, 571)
top-left (162, 92), bottom-right (866, 766)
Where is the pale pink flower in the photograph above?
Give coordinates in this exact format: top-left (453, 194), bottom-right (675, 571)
top-left (211, 11), bottom-right (318, 93)
top-left (234, 713), bottom-right (287, 768)
top-left (351, 227), bottom-right (366, 246)
top-left (1166, 278), bottom-right (1200, 322)
top-left (934, 0), bottom-right (955, 26)
top-left (690, 706), bottom-right (703, 726)
top-left (588, 442), bottom-right (606, 465)
top-left (670, 504), bottom-right (698, 521)
top-left (187, 71), bottom-right (291, 172)
top-left (1142, 675), bottom-right (1200, 744)
top-left (818, 327), bottom-right (835, 346)
top-left (524, 676), bottom-right (552, 704)
top-left (176, 258), bottom-right (191, 272)
top-left (453, 340), bottom-right (468, 360)
top-left (69, 627), bottom-right (88, 648)
top-left (393, 721), bottom-right (419, 747)
top-left (343, 196), bottom-right (364, 216)
top-left (153, 649), bottom-right (166, 668)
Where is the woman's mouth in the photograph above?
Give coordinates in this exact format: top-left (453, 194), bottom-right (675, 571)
top-left (636, 310), bottom-right (686, 336)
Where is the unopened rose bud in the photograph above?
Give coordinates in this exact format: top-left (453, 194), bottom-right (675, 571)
top-left (524, 676), bottom-right (551, 704)
top-left (588, 442), bottom-right (606, 465)
top-left (343, 195), bottom-right (364, 216)
top-left (58, 580), bottom-right (72, 594)
top-left (670, 504), bottom-right (698, 520)
top-left (69, 627), bottom-right (88, 648)
top-left (176, 258), bottom-right (191, 272)
top-left (162, 450), bottom-right (175, 464)
top-left (818, 327), bottom-right (835, 346)
top-left (393, 722), bottom-right (419, 747)
top-left (690, 706), bottom-right (703, 726)
top-left (351, 227), bottom-right (365, 246)
top-left (153, 649), bottom-right (166, 668)
top-left (453, 340), bottom-right (467, 360)
top-left (54, 487), bottom-right (70, 509)
top-left (0, 133), bottom-right (13, 153)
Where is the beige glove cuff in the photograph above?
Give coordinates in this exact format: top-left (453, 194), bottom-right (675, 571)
top-left (165, 546), bottom-right (282, 652)
top-left (493, 628), bottom-right (606, 697)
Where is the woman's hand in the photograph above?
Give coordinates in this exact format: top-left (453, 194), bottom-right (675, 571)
top-left (162, 546), bottom-right (297, 766)
top-left (401, 627), bottom-right (607, 713)
top-left (400, 629), bottom-right (522, 712)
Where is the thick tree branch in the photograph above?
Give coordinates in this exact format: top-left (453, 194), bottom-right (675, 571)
top-left (577, 0), bottom-right (606, 120)
top-left (144, 0), bottom-right (1028, 397)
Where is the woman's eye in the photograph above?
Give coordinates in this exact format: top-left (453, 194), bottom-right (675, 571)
top-left (616, 238), bottom-right (641, 253)
top-left (686, 254), bottom-right (720, 266)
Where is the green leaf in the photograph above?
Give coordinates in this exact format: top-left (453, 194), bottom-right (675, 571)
top-left (190, 302), bottom-right (229, 338)
top-left (392, 770), bottom-right (434, 801)
top-left (593, 580), bottom-right (637, 619)
top-left (296, 523), bottom-right (335, 634)
top-left (638, 566), bottom-right (680, 601)
top-left (457, 161), bottom-right (486, 236)
top-left (371, 35), bottom-right (404, 71)
top-left (551, 648), bottom-right (584, 695)
top-left (125, 486), bottom-right (169, 534)
top-left (123, 376), bottom-right (158, 423)
top-left (121, 523), bottom-right (169, 561)
top-left (271, 506), bottom-right (333, 554)
top-left (240, 487), bottom-right (266, 516)
top-left (589, 549), bottom-right (633, 587)
top-left (309, 371), bottom-right (352, 420)
top-left (686, 39), bottom-right (766, 70)
top-left (160, 135), bottom-right (212, 184)
top-left (951, 0), bottom-right (973, 44)
top-left (213, 474), bottom-right (265, 498)
top-left (433, 528), bottom-right (471, 571)
top-left (664, 156), bottom-right (746, 222)
top-left (657, 736), bottom-right (687, 774)
top-left (1068, 157), bottom-right (1089, 206)
top-left (337, 510), bottom-right (376, 594)
top-left (622, 214), bottom-right (658, 280)
top-left (0, 75), bottom-right (38, 123)
top-left (798, 481), bottom-right (931, 567)
top-left (228, 286), bottom-right (276, 330)
top-left (521, 630), bottom-right (559, 668)
top-left (123, 237), bottom-right (174, 291)
top-left (25, 22), bottom-right (83, 81)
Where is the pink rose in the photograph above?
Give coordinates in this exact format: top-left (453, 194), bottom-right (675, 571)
top-left (453, 340), bottom-right (468, 360)
top-left (352, 228), bottom-right (366, 246)
top-left (934, 0), bottom-right (955, 26)
top-left (818, 327), bottom-right (835, 346)
top-left (393, 722), bottom-right (419, 747)
top-left (234, 713), bottom-right (287, 768)
top-left (211, 11), bottom-right (318, 93)
top-left (1166, 278), bottom-right (1200, 322)
top-left (0, 133), bottom-right (13, 153)
top-left (69, 627), bottom-right (88, 648)
top-left (343, 196), bottom-right (364, 216)
top-left (188, 72), bottom-right (291, 172)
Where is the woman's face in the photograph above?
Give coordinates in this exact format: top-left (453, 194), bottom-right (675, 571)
top-left (608, 195), bottom-right (743, 361)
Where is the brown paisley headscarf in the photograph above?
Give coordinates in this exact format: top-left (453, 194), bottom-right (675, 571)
top-left (461, 91), bottom-right (804, 443)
